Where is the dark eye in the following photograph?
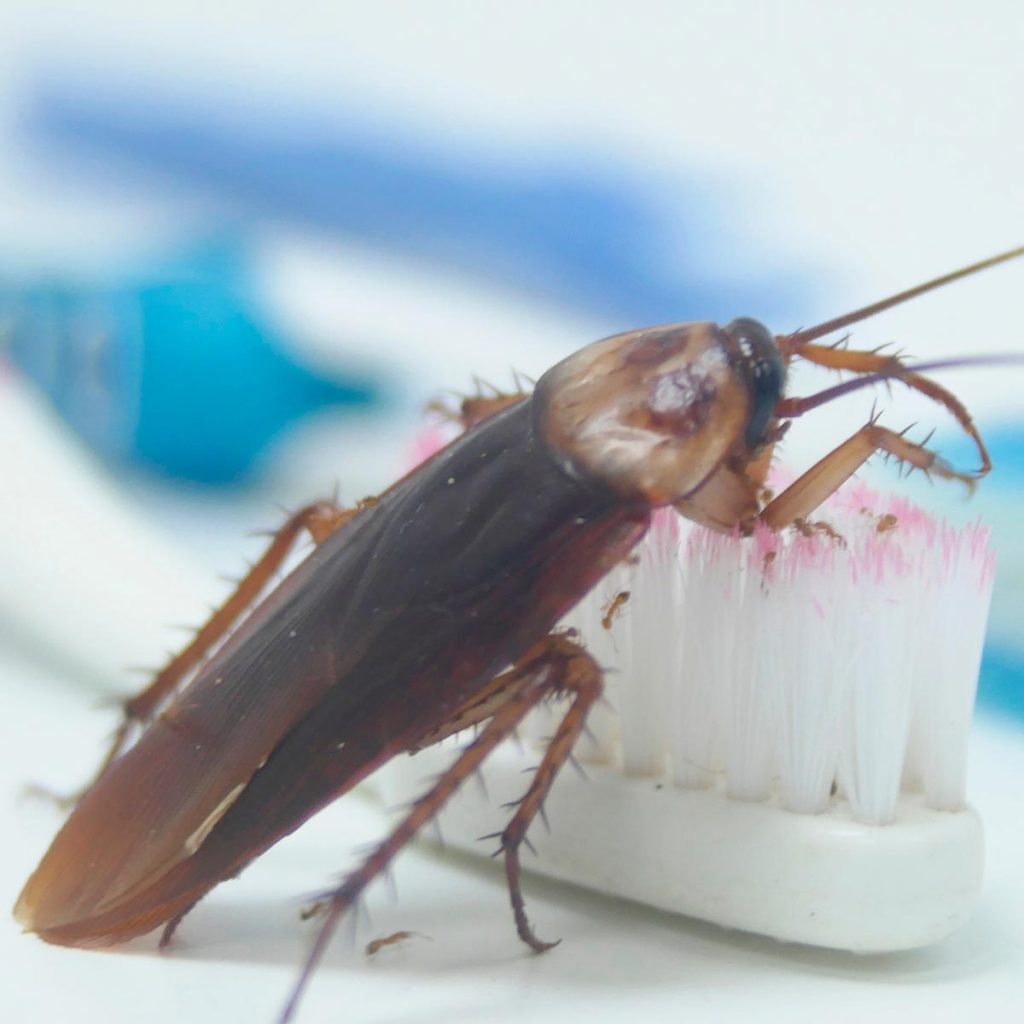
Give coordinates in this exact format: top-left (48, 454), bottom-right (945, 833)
top-left (722, 318), bottom-right (786, 448)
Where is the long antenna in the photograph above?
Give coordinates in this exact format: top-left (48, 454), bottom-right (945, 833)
top-left (782, 245), bottom-right (1024, 347)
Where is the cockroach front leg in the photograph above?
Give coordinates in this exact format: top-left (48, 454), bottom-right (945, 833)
top-left (759, 417), bottom-right (973, 530)
top-left (282, 634), bottom-right (602, 1023)
top-left (62, 500), bottom-right (362, 805)
top-left (778, 341), bottom-right (992, 475)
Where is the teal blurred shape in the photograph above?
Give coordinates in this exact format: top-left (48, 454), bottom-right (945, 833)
top-left (979, 643), bottom-right (1024, 720)
top-left (4, 239), bottom-right (383, 485)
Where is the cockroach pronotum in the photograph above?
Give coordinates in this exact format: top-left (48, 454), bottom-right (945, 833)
top-left (15, 246), bottom-right (1024, 1021)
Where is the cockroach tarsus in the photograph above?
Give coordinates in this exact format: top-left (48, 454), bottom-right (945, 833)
top-left (14, 246), bottom-right (1024, 1022)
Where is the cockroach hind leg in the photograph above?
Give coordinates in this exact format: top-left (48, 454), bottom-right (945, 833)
top-left (70, 500), bottom-right (359, 806)
top-left (504, 843), bottom-right (560, 953)
top-left (280, 635), bottom-right (602, 1021)
top-left (494, 635), bottom-right (603, 953)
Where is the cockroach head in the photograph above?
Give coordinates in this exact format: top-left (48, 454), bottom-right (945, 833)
top-left (534, 320), bottom-right (786, 505)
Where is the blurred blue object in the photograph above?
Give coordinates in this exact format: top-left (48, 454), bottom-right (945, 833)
top-left (980, 644), bottom-right (1024, 720)
top-left (25, 77), bottom-right (806, 329)
top-left (3, 240), bottom-right (381, 484)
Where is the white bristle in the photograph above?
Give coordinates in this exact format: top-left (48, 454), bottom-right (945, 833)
top-left (617, 514), bottom-right (677, 776)
top-left (375, 475), bottom-right (993, 951)
top-left (554, 563), bottom-right (632, 762)
top-left (566, 481), bottom-right (994, 827)
top-left (759, 537), bottom-right (847, 815)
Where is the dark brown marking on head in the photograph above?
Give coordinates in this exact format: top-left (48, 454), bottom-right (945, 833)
top-left (623, 328), bottom-right (690, 367)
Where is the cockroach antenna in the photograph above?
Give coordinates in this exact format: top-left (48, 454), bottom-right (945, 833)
top-left (772, 245), bottom-right (1024, 478)
top-left (780, 245), bottom-right (1024, 349)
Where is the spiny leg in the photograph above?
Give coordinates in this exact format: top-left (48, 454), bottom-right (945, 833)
top-left (779, 341), bottom-right (991, 475)
top-left (282, 666), bottom-right (541, 1022)
top-left (280, 633), bottom-right (602, 1023)
top-left (424, 632), bottom-right (603, 950)
top-left (294, 659), bottom-right (549, 923)
top-left (427, 372), bottom-right (531, 431)
top-left (494, 635), bottom-right (602, 951)
top-left (63, 500), bottom-right (360, 805)
top-left (759, 416), bottom-right (970, 530)
top-left (409, 658), bottom-right (549, 750)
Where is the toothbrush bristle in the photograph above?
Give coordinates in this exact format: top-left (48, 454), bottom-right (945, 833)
top-left (563, 481), bottom-right (993, 826)
top-left (412, 424), bottom-right (992, 826)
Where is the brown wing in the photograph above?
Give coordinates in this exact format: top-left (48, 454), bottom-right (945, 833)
top-left (16, 399), bottom-right (647, 945)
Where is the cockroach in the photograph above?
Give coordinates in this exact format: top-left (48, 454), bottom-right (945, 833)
top-left (15, 246), bottom-right (1024, 1021)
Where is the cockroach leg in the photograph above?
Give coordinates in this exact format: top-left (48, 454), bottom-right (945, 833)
top-left (759, 418), bottom-right (972, 530)
top-left (410, 666), bottom-right (538, 750)
top-left (429, 389), bottom-right (530, 431)
top-left (127, 500), bottom-right (357, 717)
top-left (63, 501), bottom-right (361, 805)
top-left (428, 370), bottom-right (532, 431)
top-left (283, 681), bottom-right (538, 1021)
top-left (782, 340), bottom-right (991, 475)
top-left (281, 634), bottom-right (601, 1023)
top-left (496, 636), bottom-right (602, 952)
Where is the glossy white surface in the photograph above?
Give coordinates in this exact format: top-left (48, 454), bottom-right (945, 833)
top-left (376, 744), bottom-right (986, 953)
top-left (4, 652), bottom-right (1024, 1023)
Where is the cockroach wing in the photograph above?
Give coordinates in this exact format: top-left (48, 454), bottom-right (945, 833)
top-left (16, 399), bottom-right (647, 946)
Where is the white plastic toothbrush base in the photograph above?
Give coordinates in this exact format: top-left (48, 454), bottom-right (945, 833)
top-left (374, 741), bottom-right (983, 953)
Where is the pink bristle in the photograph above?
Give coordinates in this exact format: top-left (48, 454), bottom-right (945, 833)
top-left (407, 426), bottom-right (452, 467)
top-left (570, 473), bottom-right (995, 823)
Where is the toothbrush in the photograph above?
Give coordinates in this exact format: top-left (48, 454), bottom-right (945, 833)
top-left (1, 239), bottom-right (383, 485)
top-left (374, 480), bottom-right (992, 953)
